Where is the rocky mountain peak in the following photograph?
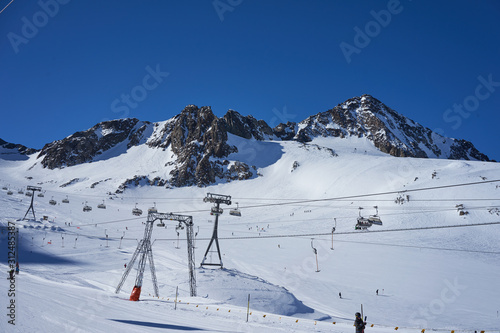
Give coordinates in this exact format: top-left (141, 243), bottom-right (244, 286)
top-left (289, 95), bottom-right (489, 161)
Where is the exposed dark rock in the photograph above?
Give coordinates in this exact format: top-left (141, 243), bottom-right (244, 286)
top-left (37, 118), bottom-right (147, 169)
top-left (0, 138), bottom-right (38, 160)
top-left (30, 95), bottom-right (491, 191)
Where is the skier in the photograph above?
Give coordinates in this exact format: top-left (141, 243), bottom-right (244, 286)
top-left (339, 292), bottom-right (342, 299)
top-left (8, 269), bottom-right (15, 280)
top-left (376, 289), bottom-right (378, 295)
top-left (354, 312), bottom-right (366, 333)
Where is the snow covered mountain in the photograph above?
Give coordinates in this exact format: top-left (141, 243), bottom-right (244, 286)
top-left (9, 95), bottom-right (493, 193)
top-left (0, 102), bottom-right (499, 331)
top-left (291, 95), bottom-right (489, 161)
top-left (0, 138), bottom-right (38, 161)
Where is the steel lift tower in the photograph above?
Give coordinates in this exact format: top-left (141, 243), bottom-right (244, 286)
top-left (23, 186), bottom-right (42, 221)
top-left (115, 211), bottom-right (197, 300)
top-left (200, 193), bottom-right (231, 268)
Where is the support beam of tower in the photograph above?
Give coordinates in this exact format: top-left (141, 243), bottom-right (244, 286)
top-left (200, 193), bottom-right (231, 269)
top-left (115, 211), bottom-right (197, 300)
top-left (23, 186), bottom-right (41, 221)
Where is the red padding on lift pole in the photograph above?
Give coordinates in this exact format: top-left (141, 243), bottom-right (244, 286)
top-left (130, 286), bottom-right (141, 301)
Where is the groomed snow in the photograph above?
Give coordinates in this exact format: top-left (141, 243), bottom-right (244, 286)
top-left (1, 137), bottom-right (499, 332)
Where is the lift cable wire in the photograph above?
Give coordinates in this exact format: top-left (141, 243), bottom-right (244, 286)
top-left (10, 178), bottom-right (499, 204)
top-left (330, 239), bottom-right (500, 255)
top-left (28, 221), bottom-right (500, 255)
top-left (0, 0), bottom-right (15, 14)
top-left (152, 221), bottom-right (500, 241)
top-left (171, 179), bottom-right (500, 214)
top-left (18, 178), bottom-right (500, 228)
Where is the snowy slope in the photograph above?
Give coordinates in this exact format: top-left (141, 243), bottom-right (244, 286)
top-left (1, 136), bottom-right (499, 333)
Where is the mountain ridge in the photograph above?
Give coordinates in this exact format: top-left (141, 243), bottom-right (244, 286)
top-left (2, 95), bottom-right (492, 189)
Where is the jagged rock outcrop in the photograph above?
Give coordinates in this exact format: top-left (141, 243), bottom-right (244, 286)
top-left (0, 138), bottom-right (38, 160)
top-left (30, 95), bottom-right (491, 190)
top-left (37, 118), bottom-right (150, 169)
top-left (275, 95), bottom-right (489, 161)
top-left (223, 110), bottom-right (275, 140)
top-left (146, 106), bottom-right (252, 187)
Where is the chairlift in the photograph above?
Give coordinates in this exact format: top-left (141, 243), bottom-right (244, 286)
top-left (83, 201), bottom-right (92, 212)
top-left (18, 189), bottom-right (24, 194)
top-left (62, 196), bottom-right (69, 203)
top-left (229, 202), bottom-right (241, 217)
top-left (2, 186), bottom-right (7, 190)
top-left (148, 202), bottom-right (157, 214)
top-left (132, 203), bottom-right (142, 216)
top-left (37, 192), bottom-right (45, 197)
top-left (49, 197), bottom-right (57, 205)
top-left (26, 191), bottom-right (33, 197)
top-left (97, 200), bottom-right (106, 209)
top-left (157, 220), bottom-right (165, 227)
top-left (367, 205), bottom-right (383, 225)
top-left (355, 207), bottom-right (372, 230)
top-left (210, 206), bottom-right (223, 216)
top-left (7, 190), bottom-right (13, 195)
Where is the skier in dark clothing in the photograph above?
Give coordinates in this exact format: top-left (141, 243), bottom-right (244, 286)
top-left (355, 312), bottom-right (366, 333)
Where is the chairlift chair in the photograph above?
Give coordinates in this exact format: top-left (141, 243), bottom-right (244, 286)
top-left (62, 196), bottom-right (69, 203)
top-left (132, 203), bottom-right (142, 216)
top-left (18, 189), bottom-right (24, 194)
top-left (210, 206), bottom-right (223, 216)
top-left (229, 202), bottom-right (241, 217)
top-left (83, 201), bottom-right (92, 212)
top-left (148, 202), bottom-right (157, 214)
top-left (37, 192), bottom-right (45, 197)
top-left (355, 207), bottom-right (372, 230)
top-left (355, 216), bottom-right (372, 230)
top-left (157, 220), bottom-right (165, 227)
top-left (7, 190), bottom-right (13, 195)
top-left (97, 200), bottom-right (106, 209)
top-left (49, 197), bottom-right (57, 205)
top-left (367, 206), bottom-right (383, 225)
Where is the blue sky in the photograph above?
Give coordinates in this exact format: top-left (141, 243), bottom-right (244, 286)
top-left (1, 0), bottom-right (499, 160)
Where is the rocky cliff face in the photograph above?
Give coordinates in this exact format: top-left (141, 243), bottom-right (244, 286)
top-left (146, 105), bottom-right (247, 187)
top-left (32, 95), bottom-right (491, 190)
top-left (281, 95), bottom-right (489, 161)
top-left (37, 118), bottom-right (150, 169)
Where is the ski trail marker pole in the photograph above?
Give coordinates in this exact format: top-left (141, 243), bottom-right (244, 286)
top-left (246, 294), bottom-right (250, 322)
top-left (175, 286), bottom-right (178, 310)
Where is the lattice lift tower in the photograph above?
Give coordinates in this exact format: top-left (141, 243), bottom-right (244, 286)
top-left (115, 210), bottom-right (196, 300)
top-left (23, 186), bottom-right (42, 221)
top-left (200, 193), bottom-right (231, 268)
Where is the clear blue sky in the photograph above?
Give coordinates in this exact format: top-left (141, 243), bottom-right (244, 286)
top-left (1, 0), bottom-right (499, 160)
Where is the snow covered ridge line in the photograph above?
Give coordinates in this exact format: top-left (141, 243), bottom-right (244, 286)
top-left (1, 94), bottom-right (492, 190)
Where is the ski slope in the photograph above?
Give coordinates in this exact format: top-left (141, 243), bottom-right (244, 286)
top-left (1, 136), bottom-right (500, 332)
